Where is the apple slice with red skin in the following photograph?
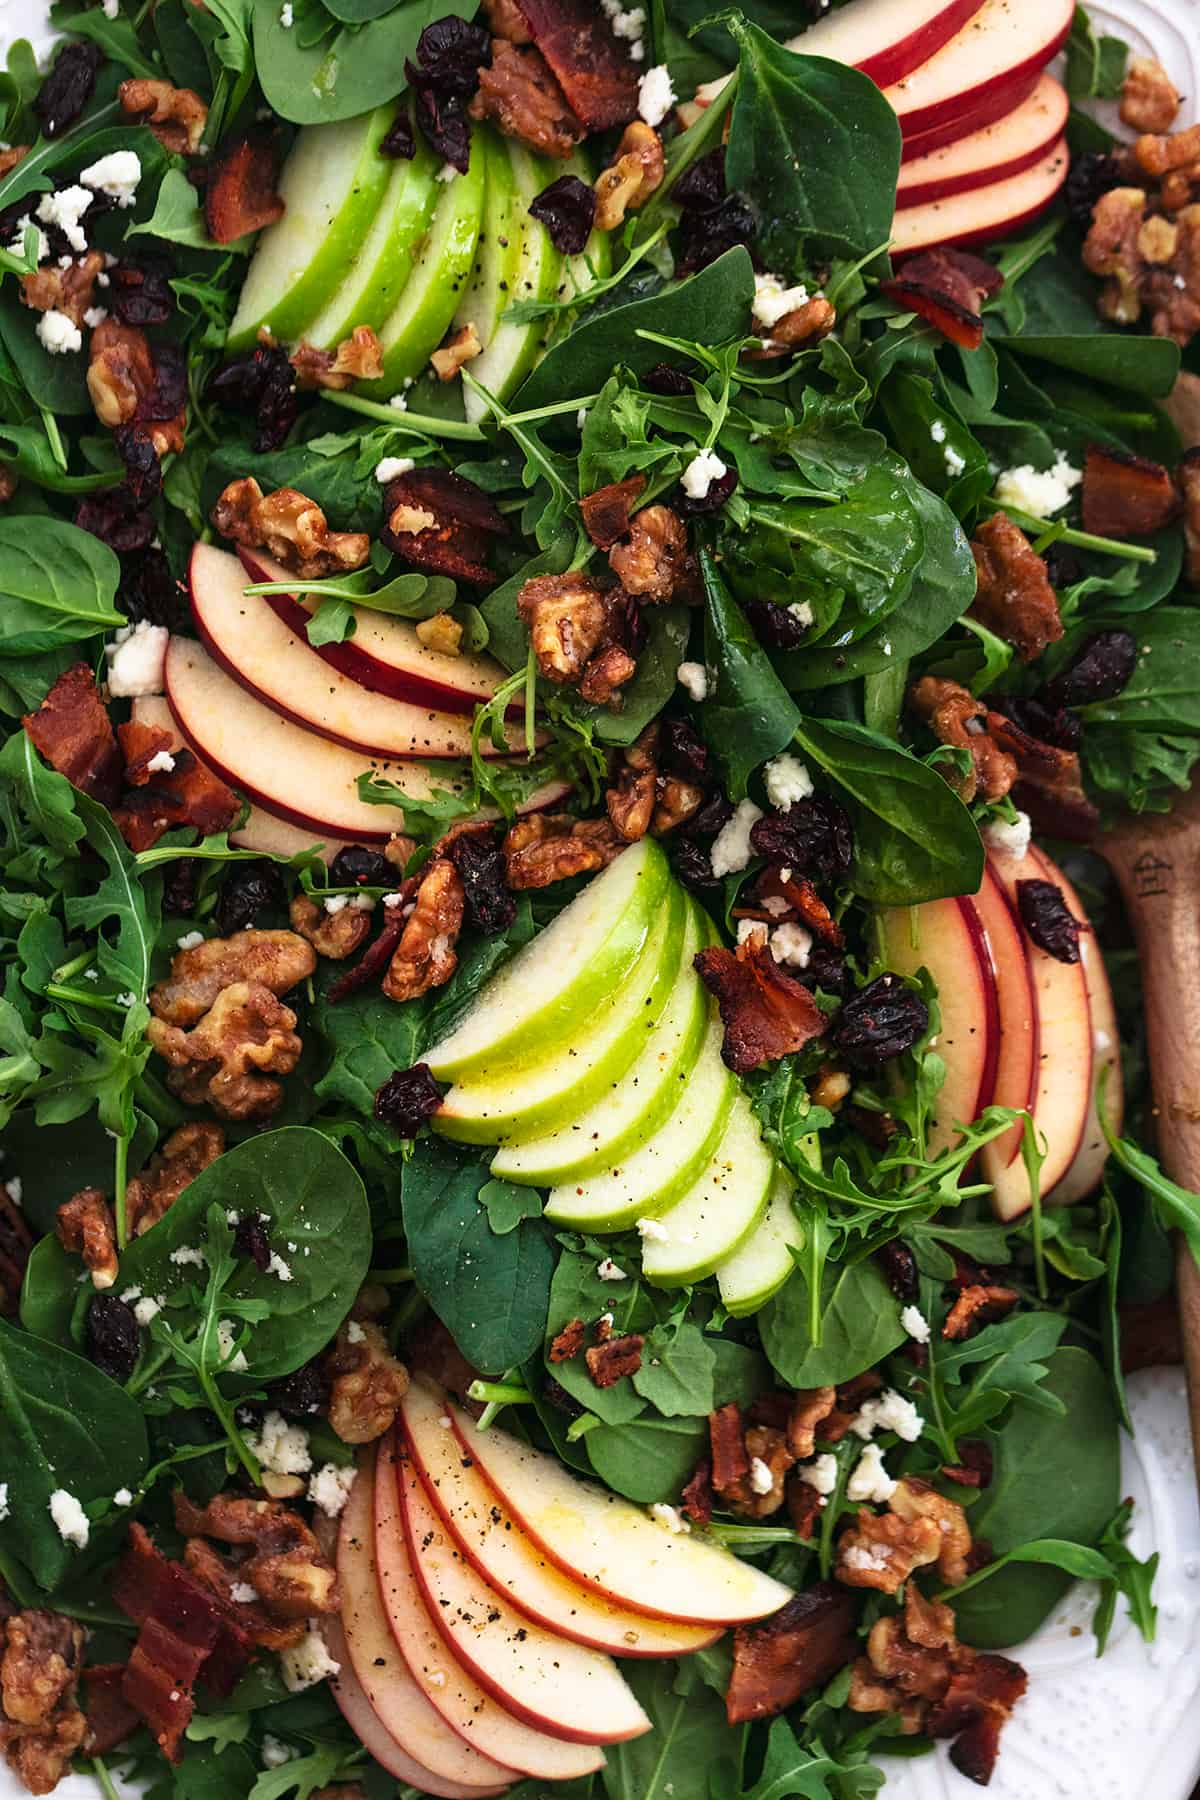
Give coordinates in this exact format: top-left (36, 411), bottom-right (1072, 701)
top-left (897, 73), bottom-right (1068, 206)
top-left (398, 1379), bottom-right (720, 1659)
top-left (891, 139), bottom-right (1069, 255)
top-left (882, 0), bottom-right (1073, 140)
top-left (392, 1436), bottom-right (650, 1746)
top-left (878, 894), bottom-right (999, 1159)
top-left (896, 65), bottom-right (1041, 160)
top-left (190, 545), bottom-right (526, 760)
top-left (239, 549), bottom-right (508, 717)
top-left (448, 1403), bottom-right (792, 1626)
top-left (969, 860), bottom-right (1039, 1190)
top-left (785, 0), bottom-right (986, 91)
top-left (373, 1434), bottom-right (608, 1781)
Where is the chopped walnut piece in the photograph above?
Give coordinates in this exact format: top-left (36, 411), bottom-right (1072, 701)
top-left (579, 642), bottom-right (637, 705)
top-left (211, 477), bottom-right (370, 579)
top-left (0, 147), bottom-right (28, 178)
top-left (580, 476), bottom-right (645, 550)
top-left (22, 663), bottom-right (122, 807)
top-left (431, 321), bottom-right (482, 381)
top-left (325, 1319), bottom-right (409, 1444)
top-left (174, 1492), bottom-right (339, 1620)
top-left (119, 77), bottom-right (207, 154)
top-left (970, 513), bottom-right (1063, 662)
top-left (0, 1611), bottom-right (87, 1797)
top-left (890, 1477), bottom-right (971, 1586)
top-left (20, 248), bottom-right (104, 326)
top-left (518, 572), bottom-right (610, 683)
top-left (289, 894), bottom-right (373, 962)
top-left (787, 1386), bottom-right (836, 1460)
top-left (151, 929), bottom-right (315, 1027)
top-left (503, 813), bottom-right (625, 888)
top-left (415, 612), bottom-right (463, 656)
top-left (725, 1424), bottom-right (795, 1519)
top-left (482, 0), bottom-right (532, 39)
top-left (55, 1187), bottom-right (118, 1290)
top-left (1082, 187), bottom-right (1148, 324)
top-left (147, 983), bottom-right (305, 1120)
top-left (469, 40), bottom-right (582, 158)
top-left (606, 724), bottom-right (659, 842)
top-left (1135, 121), bottom-right (1200, 179)
top-left (942, 1283), bottom-right (1019, 1342)
top-left (653, 774), bottom-right (705, 835)
top-left (608, 504), bottom-right (689, 601)
top-left (87, 320), bottom-right (185, 456)
top-left (594, 122), bottom-right (664, 232)
top-left (290, 326), bottom-right (384, 391)
top-left (1121, 56), bottom-right (1180, 134)
top-left (727, 1584), bottom-right (857, 1724)
top-left (766, 296), bottom-right (837, 349)
top-left (836, 1506), bottom-right (943, 1593)
top-left (126, 1122), bottom-right (225, 1238)
top-left (585, 1331), bottom-right (644, 1387)
top-left (694, 935), bottom-right (827, 1074)
top-left (1138, 212), bottom-right (1179, 263)
top-left (383, 858), bottom-right (464, 1002)
top-left (908, 675), bottom-right (1017, 805)
top-left (1143, 204), bottom-right (1200, 343)
top-left (1180, 447), bottom-right (1200, 583)
top-left (1081, 444), bottom-right (1179, 537)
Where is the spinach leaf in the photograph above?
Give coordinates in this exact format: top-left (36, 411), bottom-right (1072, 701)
top-left (601, 1645), bottom-right (742, 1800)
top-left (760, 1256), bottom-right (906, 1387)
top-left (1064, 5), bottom-right (1128, 99)
top-left (585, 1412), bottom-right (708, 1503)
top-left (1076, 607), bottom-right (1200, 736)
top-left (0, 424), bottom-right (119, 494)
top-left (632, 1319), bottom-right (716, 1417)
top-left (546, 1249), bottom-right (659, 1423)
top-left (311, 963), bottom-right (428, 1120)
top-left (877, 371), bottom-right (991, 516)
top-left (19, 1234), bottom-right (88, 1349)
top-left (479, 1178), bottom-right (542, 1234)
top-left (590, 604), bottom-right (690, 748)
top-left (0, 516), bottom-right (122, 657)
top-left (0, 292), bottom-right (91, 413)
top-left (403, 1135), bottom-right (556, 1374)
top-left (251, 0), bottom-right (478, 124)
top-left (0, 1316), bottom-right (148, 1587)
top-left (204, 440), bottom-right (383, 532)
top-left (701, 553), bottom-right (800, 798)
top-left (994, 331), bottom-right (1180, 400)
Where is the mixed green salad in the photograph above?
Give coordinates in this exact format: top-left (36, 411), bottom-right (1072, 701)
top-left (0, 0), bottom-right (1198, 1794)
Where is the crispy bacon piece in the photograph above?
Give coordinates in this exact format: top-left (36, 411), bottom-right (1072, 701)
top-left (985, 708), bottom-right (1099, 843)
top-left (325, 904), bottom-right (409, 1005)
top-left (726, 1584), bottom-right (857, 1724)
top-left (928, 1654), bottom-right (1028, 1786)
top-left (0, 1188), bottom-right (32, 1317)
top-left (751, 869), bottom-right (845, 948)
top-left (680, 1459), bottom-right (714, 1525)
top-left (511, 0), bottom-right (638, 127)
top-left (694, 937), bottom-right (827, 1074)
top-left (941, 1439), bottom-right (995, 1488)
top-left (584, 1331), bottom-right (643, 1387)
top-left (580, 475), bottom-right (645, 549)
top-left (942, 1283), bottom-right (1020, 1341)
top-left (204, 132), bottom-right (284, 244)
top-left (382, 468), bottom-right (507, 586)
top-left (879, 247), bottom-right (1005, 350)
top-left (549, 1317), bottom-right (586, 1362)
top-left (22, 664), bottom-right (122, 805)
top-left (970, 513), bottom-right (1063, 662)
top-left (708, 1402), bottom-right (750, 1493)
top-left (1081, 444), bottom-right (1179, 537)
top-left (82, 1665), bottom-right (140, 1757)
top-left (113, 718), bottom-right (239, 853)
top-left (785, 1472), bottom-right (824, 1538)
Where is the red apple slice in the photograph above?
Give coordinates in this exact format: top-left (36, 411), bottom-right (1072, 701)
top-left (163, 638), bottom-right (569, 842)
top-left (392, 1440), bottom-right (650, 1746)
top-left (878, 895), bottom-right (999, 1157)
top-left (785, 0), bottom-right (986, 90)
top-left (239, 548), bottom-right (508, 717)
top-left (891, 139), bottom-right (1069, 255)
top-left (970, 861), bottom-right (1039, 1190)
top-left (897, 74), bottom-right (1068, 206)
top-left (190, 544), bottom-right (525, 760)
top-left (336, 1457), bottom-right (519, 1791)
top-left (883, 0), bottom-right (1073, 140)
top-left (449, 1404), bottom-right (792, 1626)
top-left (399, 1380), bottom-right (719, 1659)
top-left (373, 1435), bottom-right (608, 1781)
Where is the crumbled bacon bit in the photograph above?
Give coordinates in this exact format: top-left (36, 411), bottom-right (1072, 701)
top-left (549, 1317), bottom-right (586, 1363)
top-left (290, 326), bottom-right (384, 391)
top-left (510, 0), bottom-right (638, 127)
top-left (928, 1653), bottom-right (1028, 1785)
top-left (585, 1331), bottom-right (644, 1388)
top-left (580, 476), bottom-right (646, 550)
top-left (204, 131), bottom-right (284, 244)
top-left (785, 1473), bottom-right (824, 1538)
top-left (942, 1284), bottom-right (1020, 1341)
top-left (726, 1584), bottom-right (857, 1724)
top-left (1081, 444), bottom-right (1179, 537)
top-left (81, 1664), bottom-right (140, 1758)
top-left (382, 468), bottom-right (506, 586)
top-left (469, 40), bottom-right (582, 158)
top-left (941, 1441), bottom-right (994, 1489)
top-left (22, 663), bottom-right (122, 806)
top-left (880, 247), bottom-right (1004, 350)
top-left (708, 1402), bottom-right (750, 1492)
top-left (970, 513), bottom-right (1063, 662)
top-left (113, 718), bottom-right (239, 853)
top-left (680, 1460), bottom-right (714, 1524)
top-left (694, 935), bottom-right (827, 1074)
top-left (908, 675), bottom-right (1017, 806)
top-left (985, 708), bottom-right (1099, 843)
top-left (119, 77), bottom-right (207, 155)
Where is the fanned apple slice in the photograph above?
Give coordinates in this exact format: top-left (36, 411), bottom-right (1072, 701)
top-left (393, 1441), bottom-right (650, 1745)
top-left (785, 0), bottom-right (986, 88)
top-left (373, 1436), bottom-right (607, 1781)
top-left (399, 1380), bottom-right (719, 1657)
top-left (882, 0), bottom-right (1073, 139)
top-left (337, 1458), bottom-right (519, 1790)
top-left (449, 1406), bottom-right (792, 1626)
top-left (891, 139), bottom-right (1070, 255)
top-left (896, 74), bottom-right (1068, 207)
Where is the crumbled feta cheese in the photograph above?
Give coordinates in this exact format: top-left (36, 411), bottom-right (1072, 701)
top-left (676, 661), bottom-right (708, 703)
top-left (636, 1216), bottom-right (669, 1243)
top-left (709, 798), bottom-right (763, 878)
top-left (901, 1304), bottom-right (930, 1345)
top-left (797, 1453), bottom-right (838, 1495)
top-left (576, 407), bottom-right (589, 430)
top-left (763, 752), bottom-right (813, 812)
top-left (983, 810), bottom-right (1032, 863)
top-left (381, 892), bottom-right (405, 908)
top-left (389, 392), bottom-right (408, 412)
top-left (597, 1257), bottom-right (628, 1282)
top-left (36, 185), bottom-right (92, 252)
top-left (762, 894), bottom-right (789, 918)
top-left (600, 0), bottom-right (645, 47)
top-left (105, 621), bottom-right (168, 697)
top-left (279, 1), bottom-right (293, 21)
top-left (851, 1388), bottom-right (924, 1443)
top-left (346, 1319), bottom-right (365, 1344)
top-left (681, 447), bottom-right (727, 502)
top-left (266, 1251), bottom-right (293, 1282)
top-left (736, 918), bottom-right (765, 947)
top-left (83, 305), bottom-right (108, 330)
top-left (747, 1457), bottom-right (774, 1497)
top-left (133, 1296), bottom-right (163, 1326)
top-left (308, 1462), bottom-right (357, 1518)
top-left (176, 930), bottom-right (205, 951)
top-left (249, 1410), bottom-right (311, 1475)
top-left (115, 991), bottom-right (137, 1009)
top-left (788, 600), bottom-right (814, 627)
top-left (648, 1503), bottom-right (689, 1534)
top-left (944, 446), bottom-right (966, 478)
top-left (4, 1179), bottom-right (21, 1205)
top-left (145, 749), bottom-right (175, 773)
top-left (260, 1735), bottom-right (295, 1769)
top-left (0, 1485), bottom-right (8, 1522)
top-left (102, 0), bottom-right (119, 16)
top-left (637, 63), bottom-right (675, 128)
top-left (323, 894), bottom-right (350, 915)
top-left (230, 1581), bottom-right (258, 1603)
top-left (80, 151), bottom-right (142, 208)
top-left (847, 1442), bottom-right (896, 1504)
top-left (350, 893), bottom-right (374, 912)
top-left (930, 419), bottom-right (947, 445)
top-left (752, 271), bottom-right (810, 330)
top-left (120, 1286), bottom-right (141, 1304)
top-left (113, 1488), bottom-right (133, 1507)
top-left (169, 1245), bottom-right (205, 1267)
top-left (843, 1542), bottom-right (891, 1573)
top-left (993, 453), bottom-right (1081, 519)
top-left (280, 1626), bottom-right (340, 1693)
top-left (36, 309), bottom-right (82, 355)
top-left (375, 455), bottom-right (415, 483)
top-left (217, 1318), bottom-right (249, 1373)
top-left (49, 1489), bottom-right (89, 1550)
top-left (769, 922), bottom-right (812, 969)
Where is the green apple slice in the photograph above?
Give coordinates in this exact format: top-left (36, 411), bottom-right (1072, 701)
top-left (462, 139), bottom-right (563, 422)
top-left (490, 900), bottom-right (709, 1185)
top-left (303, 129), bottom-right (440, 348)
top-left (641, 1097), bottom-right (775, 1288)
top-left (227, 104), bottom-right (395, 351)
top-left (714, 1170), bottom-right (802, 1316)
top-left (435, 883), bottom-right (686, 1145)
top-left (451, 129), bottom-right (524, 391)
top-left (544, 1010), bottom-right (735, 1233)
top-left (425, 839), bottom-right (670, 1082)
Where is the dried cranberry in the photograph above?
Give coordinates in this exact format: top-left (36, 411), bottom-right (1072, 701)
top-left (446, 828), bottom-right (515, 935)
top-left (741, 596), bottom-right (812, 652)
top-left (543, 1376), bottom-right (584, 1419)
top-left (680, 789), bottom-right (733, 843)
top-left (233, 1213), bottom-right (271, 1271)
top-left (215, 862), bottom-right (285, 935)
top-left (1042, 544), bottom-right (1085, 590)
top-left (677, 193), bottom-right (756, 277)
top-left (135, 341), bottom-right (187, 424)
top-left (413, 15), bottom-right (491, 94)
top-left (86, 1294), bottom-right (140, 1385)
top-left (162, 857), bottom-right (199, 917)
top-left (33, 40), bottom-right (102, 138)
top-left (529, 174), bottom-right (596, 256)
top-left (1016, 878), bottom-right (1081, 964)
top-left (828, 974), bottom-right (928, 1069)
top-left (751, 796), bottom-right (854, 884)
top-left (208, 344), bottom-right (298, 454)
top-left (75, 491), bottom-right (156, 556)
top-left (114, 426), bottom-right (162, 505)
top-left (986, 692), bottom-right (1081, 752)
top-left (109, 262), bottom-right (174, 328)
top-left (877, 1239), bottom-right (919, 1301)
top-left (409, 80), bottom-right (472, 172)
top-left (265, 1358), bottom-right (329, 1418)
top-left (376, 1062), bottom-right (443, 1136)
top-left (1064, 151), bottom-right (1124, 230)
top-left (381, 107), bottom-right (416, 159)
top-left (1041, 629), bottom-right (1137, 708)
top-left (330, 845), bottom-right (391, 888)
top-left (677, 465), bottom-right (738, 516)
top-left (611, 591), bottom-right (647, 656)
top-left (642, 363), bottom-right (693, 397)
top-left (671, 836), bottom-right (723, 896)
top-left (799, 941), bottom-right (848, 997)
top-left (118, 547), bottom-right (187, 634)
top-left (659, 716), bottom-right (709, 784)
top-left (673, 148), bottom-right (726, 212)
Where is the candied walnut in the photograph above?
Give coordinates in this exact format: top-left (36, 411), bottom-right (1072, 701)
top-left (942, 1283), bottom-right (1019, 1341)
top-left (0, 147), bottom-right (27, 178)
top-left (126, 1122), bottom-right (225, 1238)
top-left (970, 513), bottom-right (1063, 662)
top-left (519, 571), bottom-right (610, 682)
top-left (87, 320), bottom-right (186, 456)
top-left (325, 1319), bottom-right (409, 1444)
top-left (147, 981), bottom-right (304, 1120)
top-left (594, 122), bottom-right (665, 232)
top-left (908, 675), bottom-right (1017, 805)
top-left (174, 1493), bottom-right (339, 1620)
top-left (579, 642), bottom-right (637, 705)
top-left (653, 774), bottom-right (704, 835)
top-left (608, 504), bottom-right (689, 601)
top-left (469, 41), bottom-right (582, 158)
top-left (585, 1332), bottom-right (644, 1387)
top-left (764, 296), bottom-right (837, 349)
top-left (290, 326), bottom-right (384, 391)
top-left (119, 77), bottom-right (207, 155)
top-left (724, 1424), bottom-right (795, 1519)
top-left (503, 813), bottom-right (625, 887)
top-left (1121, 56), bottom-right (1180, 134)
top-left (1134, 121), bottom-right (1200, 179)
top-left (182, 1540), bottom-right (303, 1652)
top-left (1180, 446), bottom-right (1200, 583)
top-left (1143, 204), bottom-right (1200, 344)
top-left (483, 0), bottom-right (532, 39)
top-left (836, 1506), bottom-right (943, 1594)
top-left (22, 663), bottom-right (122, 806)
top-left (549, 1317), bottom-right (586, 1362)
top-left (890, 1477), bottom-right (971, 1586)
top-left (880, 247), bottom-right (1004, 350)
top-left (151, 929), bottom-right (315, 1027)
top-left (431, 321), bottom-right (482, 381)
top-left (1081, 444), bottom-right (1179, 537)
top-left (1082, 187), bottom-right (1148, 324)
top-left (847, 1585), bottom-right (966, 1735)
top-left (212, 477), bottom-right (369, 579)
top-left (0, 1611), bottom-right (87, 1797)
top-left (607, 725), bottom-right (658, 842)
top-left (787, 1386), bottom-right (836, 1460)
top-left (55, 1187), bottom-right (118, 1290)
top-left (581, 476), bottom-right (645, 550)
top-left (289, 893), bottom-right (373, 962)
top-left (383, 468), bottom-right (507, 585)
top-left (205, 131), bottom-right (284, 244)
top-left (694, 935), bottom-right (827, 1074)
top-left (1138, 213), bottom-right (1179, 263)
top-left (726, 1584), bottom-right (857, 1724)
top-left (20, 248), bottom-right (104, 326)
top-left (383, 858), bottom-right (464, 1002)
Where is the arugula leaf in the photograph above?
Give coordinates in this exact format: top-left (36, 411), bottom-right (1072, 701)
top-left (1064, 4), bottom-right (1129, 99)
top-left (1092, 1498), bottom-right (1158, 1655)
top-left (601, 1650), bottom-right (742, 1800)
top-left (65, 794), bottom-right (161, 999)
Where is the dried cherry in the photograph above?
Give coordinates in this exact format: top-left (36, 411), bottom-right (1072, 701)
top-left (114, 426), bottom-right (162, 505)
top-left (34, 40), bottom-right (102, 139)
top-left (642, 362), bottom-right (693, 396)
top-left (1016, 878), bottom-right (1081, 964)
top-left (265, 1358), bottom-right (329, 1418)
top-left (413, 15), bottom-right (491, 94)
top-left (376, 1062), bottom-right (444, 1136)
top-left (1041, 629), bottom-right (1137, 708)
top-left (381, 107), bottom-right (416, 159)
top-left (118, 546), bottom-right (188, 634)
top-left (162, 857), bottom-right (199, 917)
top-left (798, 941), bottom-right (848, 997)
top-left (986, 691), bottom-right (1081, 752)
top-left (673, 148), bottom-right (726, 213)
top-left (329, 845), bottom-right (391, 888)
top-left (741, 596), bottom-right (813, 652)
top-left (671, 837), bottom-right (723, 897)
top-left (677, 465), bottom-right (738, 515)
top-left (109, 262), bottom-right (174, 329)
top-left (877, 1239), bottom-right (919, 1301)
top-left (677, 193), bottom-right (756, 276)
top-left (828, 973), bottom-right (929, 1068)
top-left (446, 827), bottom-right (515, 935)
top-left (1064, 151), bottom-right (1124, 229)
top-left (659, 715), bottom-right (709, 784)
top-left (208, 343), bottom-right (298, 454)
top-left (86, 1294), bottom-right (140, 1385)
top-left (751, 796), bottom-right (854, 884)
top-left (529, 174), bottom-right (596, 256)
top-left (214, 862), bottom-right (285, 935)
top-left (233, 1213), bottom-right (271, 1272)
top-left (75, 491), bottom-right (156, 557)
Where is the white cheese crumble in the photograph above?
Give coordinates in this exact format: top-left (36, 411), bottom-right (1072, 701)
top-left (597, 1257), bottom-right (628, 1282)
top-left (983, 810), bottom-right (1032, 863)
top-left (280, 1626), bottom-right (340, 1693)
top-left (636, 1216), bottom-right (669, 1243)
top-left (709, 798), bottom-right (763, 878)
top-left (752, 271), bottom-right (810, 330)
top-left (308, 1462), bottom-right (357, 1518)
top-left (944, 446), bottom-right (966, 479)
top-left (169, 1245), bottom-right (205, 1267)
top-left (648, 1502), bottom-right (689, 1534)
top-left (133, 1295), bottom-right (163, 1326)
top-left (266, 1251), bottom-right (293, 1282)
top-left (4, 1179), bottom-right (20, 1205)
top-left (217, 1317), bottom-right (249, 1373)
top-left (0, 1485), bottom-right (8, 1522)
top-left (769, 921), bottom-right (812, 969)
top-left (900, 1304), bottom-right (931, 1344)
top-left (676, 661), bottom-right (708, 702)
top-left (260, 1736), bottom-right (295, 1769)
top-left (323, 894), bottom-right (350, 915)
top-left (83, 305), bottom-right (108, 329)
top-left (930, 419), bottom-right (947, 445)
top-left (279, 1), bottom-right (293, 22)
top-left (105, 621), bottom-right (168, 697)
top-left (345, 1319), bottom-right (365, 1344)
top-left (600, 0), bottom-right (645, 57)
top-left (176, 930), bottom-right (205, 951)
top-left (49, 1489), bottom-right (89, 1549)
top-left (375, 455), bottom-right (415, 483)
top-left (851, 1388), bottom-right (924, 1443)
top-left (145, 749), bottom-right (175, 773)
top-left (36, 309), bottom-right (82, 355)
top-left (248, 1410), bottom-right (311, 1475)
top-left (576, 406), bottom-right (589, 430)
top-left (846, 1442), bottom-right (896, 1504)
top-left (230, 1581), bottom-right (258, 1603)
top-left (102, 0), bottom-right (119, 15)
top-left (797, 1453), bottom-right (838, 1495)
top-left (113, 1488), bottom-right (133, 1507)
top-left (36, 185), bottom-right (92, 252)
top-left (747, 1457), bottom-right (775, 1497)
top-left (736, 918), bottom-right (765, 948)
top-left (80, 151), bottom-right (142, 208)
top-left (681, 447), bottom-right (727, 502)
top-left (788, 600), bottom-right (814, 627)
top-left (763, 752), bottom-right (813, 812)
top-left (843, 1542), bottom-right (891, 1573)
top-left (637, 63), bottom-right (675, 128)
top-left (993, 453), bottom-right (1081, 519)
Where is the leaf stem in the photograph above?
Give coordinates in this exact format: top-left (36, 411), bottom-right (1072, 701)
top-left (982, 499), bottom-right (1157, 564)
top-left (503, 392), bottom-right (601, 426)
top-left (323, 390), bottom-right (485, 440)
top-left (367, 1265), bottom-right (414, 1283)
top-left (466, 1379), bottom-right (533, 1406)
top-left (45, 982), bottom-right (124, 1015)
top-left (113, 1132), bottom-right (129, 1251)
top-left (51, 949), bottom-right (94, 983)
